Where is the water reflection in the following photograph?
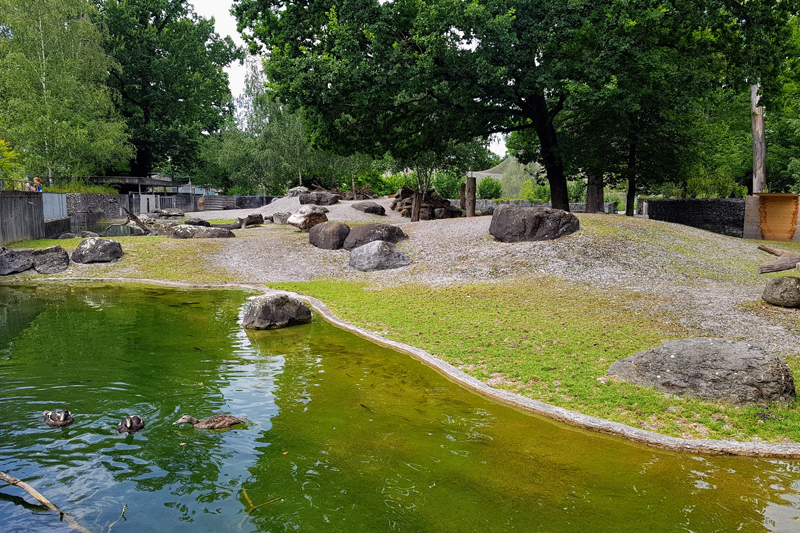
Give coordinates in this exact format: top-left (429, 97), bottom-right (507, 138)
top-left (0, 285), bottom-right (800, 532)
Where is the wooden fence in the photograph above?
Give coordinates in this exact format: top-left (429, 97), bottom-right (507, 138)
top-left (0, 191), bottom-right (45, 246)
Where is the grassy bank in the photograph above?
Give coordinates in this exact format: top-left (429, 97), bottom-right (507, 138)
top-left (8, 236), bottom-right (233, 283)
top-left (275, 278), bottom-right (800, 443)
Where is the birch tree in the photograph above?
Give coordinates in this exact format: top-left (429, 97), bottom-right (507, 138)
top-left (0, 0), bottom-right (131, 181)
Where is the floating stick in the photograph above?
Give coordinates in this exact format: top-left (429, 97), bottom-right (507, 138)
top-left (0, 471), bottom-right (92, 533)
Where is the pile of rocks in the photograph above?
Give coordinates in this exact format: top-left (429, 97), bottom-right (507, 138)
top-left (309, 222), bottom-right (412, 271)
top-left (0, 237), bottom-right (124, 277)
top-left (389, 187), bottom-right (462, 220)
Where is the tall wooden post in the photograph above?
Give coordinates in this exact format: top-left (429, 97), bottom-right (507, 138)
top-left (466, 177), bottom-right (476, 217)
top-left (751, 83), bottom-right (766, 193)
top-left (459, 182), bottom-right (466, 210)
top-left (411, 191), bottom-right (422, 222)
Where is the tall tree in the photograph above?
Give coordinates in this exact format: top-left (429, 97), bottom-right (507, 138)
top-left (0, 0), bottom-right (132, 181)
top-left (234, 0), bottom-right (796, 211)
top-left (96, 0), bottom-right (242, 176)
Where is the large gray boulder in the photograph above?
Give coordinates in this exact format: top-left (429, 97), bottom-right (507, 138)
top-left (0, 247), bottom-right (34, 275)
top-left (287, 212), bottom-right (328, 232)
top-left (32, 246), bottom-right (70, 274)
top-left (608, 338), bottom-right (795, 406)
top-left (287, 186), bottom-right (309, 197)
top-left (165, 225), bottom-right (235, 239)
top-left (352, 201), bottom-right (386, 215)
top-left (349, 241), bottom-right (413, 271)
top-left (242, 293), bottom-right (312, 330)
top-left (272, 212), bottom-right (291, 224)
top-left (763, 277), bottom-right (800, 307)
top-left (297, 204), bottom-right (329, 215)
top-left (489, 205), bottom-right (580, 242)
top-left (309, 221), bottom-right (351, 250)
top-left (343, 223), bottom-right (408, 251)
top-left (71, 237), bottom-right (124, 264)
top-left (299, 192), bottom-right (340, 206)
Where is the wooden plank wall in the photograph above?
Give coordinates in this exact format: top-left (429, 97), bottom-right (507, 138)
top-left (0, 191), bottom-right (45, 246)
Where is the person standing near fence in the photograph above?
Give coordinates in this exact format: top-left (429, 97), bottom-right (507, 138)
top-left (33, 177), bottom-right (42, 192)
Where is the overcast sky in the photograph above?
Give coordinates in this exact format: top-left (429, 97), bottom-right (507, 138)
top-left (189, 1), bottom-right (505, 157)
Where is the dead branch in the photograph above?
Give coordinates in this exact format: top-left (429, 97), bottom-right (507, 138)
top-left (0, 471), bottom-right (93, 533)
top-left (757, 244), bottom-right (800, 258)
top-left (106, 504), bottom-right (127, 533)
top-left (757, 245), bottom-right (800, 274)
top-left (110, 200), bottom-right (151, 234)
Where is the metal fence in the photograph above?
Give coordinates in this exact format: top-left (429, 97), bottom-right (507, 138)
top-left (0, 191), bottom-right (45, 245)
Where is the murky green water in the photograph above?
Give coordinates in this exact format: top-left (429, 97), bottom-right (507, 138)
top-left (1, 284), bottom-right (800, 532)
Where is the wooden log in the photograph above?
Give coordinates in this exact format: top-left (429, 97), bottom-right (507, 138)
top-left (756, 244), bottom-right (800, 274)
top-left (759, 256), bottom-right (800, 274)
top-left (0, 471), bottom-right (93, 533)
top-left (466, 177), bottom-right (476, 217)
top-left (757, 244), bottom-right (800, 258)
top-left (212, 213), bottom-right (264, 230)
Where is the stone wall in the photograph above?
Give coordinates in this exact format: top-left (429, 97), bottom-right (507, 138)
top-left (66, 193), bottom-right (125, 219)
top-left (646, 198), bottom-right (745, 238)
top-left (451, 199), bottom-right (617, 214)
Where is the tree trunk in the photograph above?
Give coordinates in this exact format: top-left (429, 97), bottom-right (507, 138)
top-left (130, 146), bottom-right (153, 177)
top-left (625, 141), bottom-right (637, 217)
top-left (411, 191), bottom-right (422, 222)
top-left (585, 173), bottom-right (604, 213)
top-left (751, 83), bottom-right (766, 193)
top-left (466, 177), bottom-right (476, 217)
top-left (526, 93), bottom-right (569, 211)
top-left (351, 171), bottom-right (355, 192)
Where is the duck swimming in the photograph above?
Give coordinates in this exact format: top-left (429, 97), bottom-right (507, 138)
top-left (118, 415), bottom-right (146, 434)
top-left (172, 414), bottom-right (247, 429)
top-left (43, 409), bottom-right (73, 428)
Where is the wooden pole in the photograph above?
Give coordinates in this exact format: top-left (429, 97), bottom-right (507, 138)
top-left (459, 182), bottom-right (466, 210)
top-left (466, 177), bottom-right (476, 217)
top-left (751, 83), bottom-right (766, 193)
top-left (411, 191), bottom-right (422, 222)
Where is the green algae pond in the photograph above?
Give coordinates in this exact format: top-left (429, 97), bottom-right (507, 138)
top-left (1, 284), bottom-right (800, 532)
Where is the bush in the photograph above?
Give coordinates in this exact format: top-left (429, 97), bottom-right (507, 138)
top-left (519, 180), bottom-right (551, 203)
top-left (378, 173), bottom-right (416, 196)
top-left (478, 177), bottom-right (503, 199)
top-left (567, 180), bottom-right (586, 202)
top-left (685, 172), bottom-right (747, 198)
top-left (433, 171), bottom-right (464, 199)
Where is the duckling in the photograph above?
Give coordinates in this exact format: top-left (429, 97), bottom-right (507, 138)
top-left (172, 414), bottom-right (247, 429)
top-left (118, 415), bottom-right (146, 434)
top-left (43, 409), bottom-right (73, 428)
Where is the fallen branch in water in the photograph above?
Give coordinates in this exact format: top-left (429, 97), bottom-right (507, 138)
top-left (106, 504), bottom-right (127, 533)
top-left (238, 495), bottom-right (283, 529)
top-left (0, 471), bottom-right (92, 533)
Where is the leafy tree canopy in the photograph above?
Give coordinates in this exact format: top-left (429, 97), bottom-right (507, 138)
top-left (96, 0), bottom-right (243, 176)
top-left (0, 0), bottom-right (132, 181)
top-left (234, 0), bottom-right (797, 210)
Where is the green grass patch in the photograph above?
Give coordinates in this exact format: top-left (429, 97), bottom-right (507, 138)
top-left (9, 236), bottom-right (234, 283)
top-left (275, 277), bottom-right (800, 443)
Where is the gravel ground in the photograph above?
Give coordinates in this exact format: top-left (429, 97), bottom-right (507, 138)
top-left (188, 197), bottom-right (800, 355)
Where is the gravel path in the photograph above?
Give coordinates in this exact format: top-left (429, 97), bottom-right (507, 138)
top-left (190, 198), bottom-right (800, 355)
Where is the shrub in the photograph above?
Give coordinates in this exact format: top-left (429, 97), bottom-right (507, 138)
top-left (685, 172), bottom-right (747, 198)
top-left (379, 173), bottom-right (416, 196)
top-left (433, 171), bottom-right (464, 199)
top-left (567, 180), bottom-right (586, 202)
top-left (519, 180), bottom-right (551, 203)
top-left (477, 177), bottom-right (503, 199)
